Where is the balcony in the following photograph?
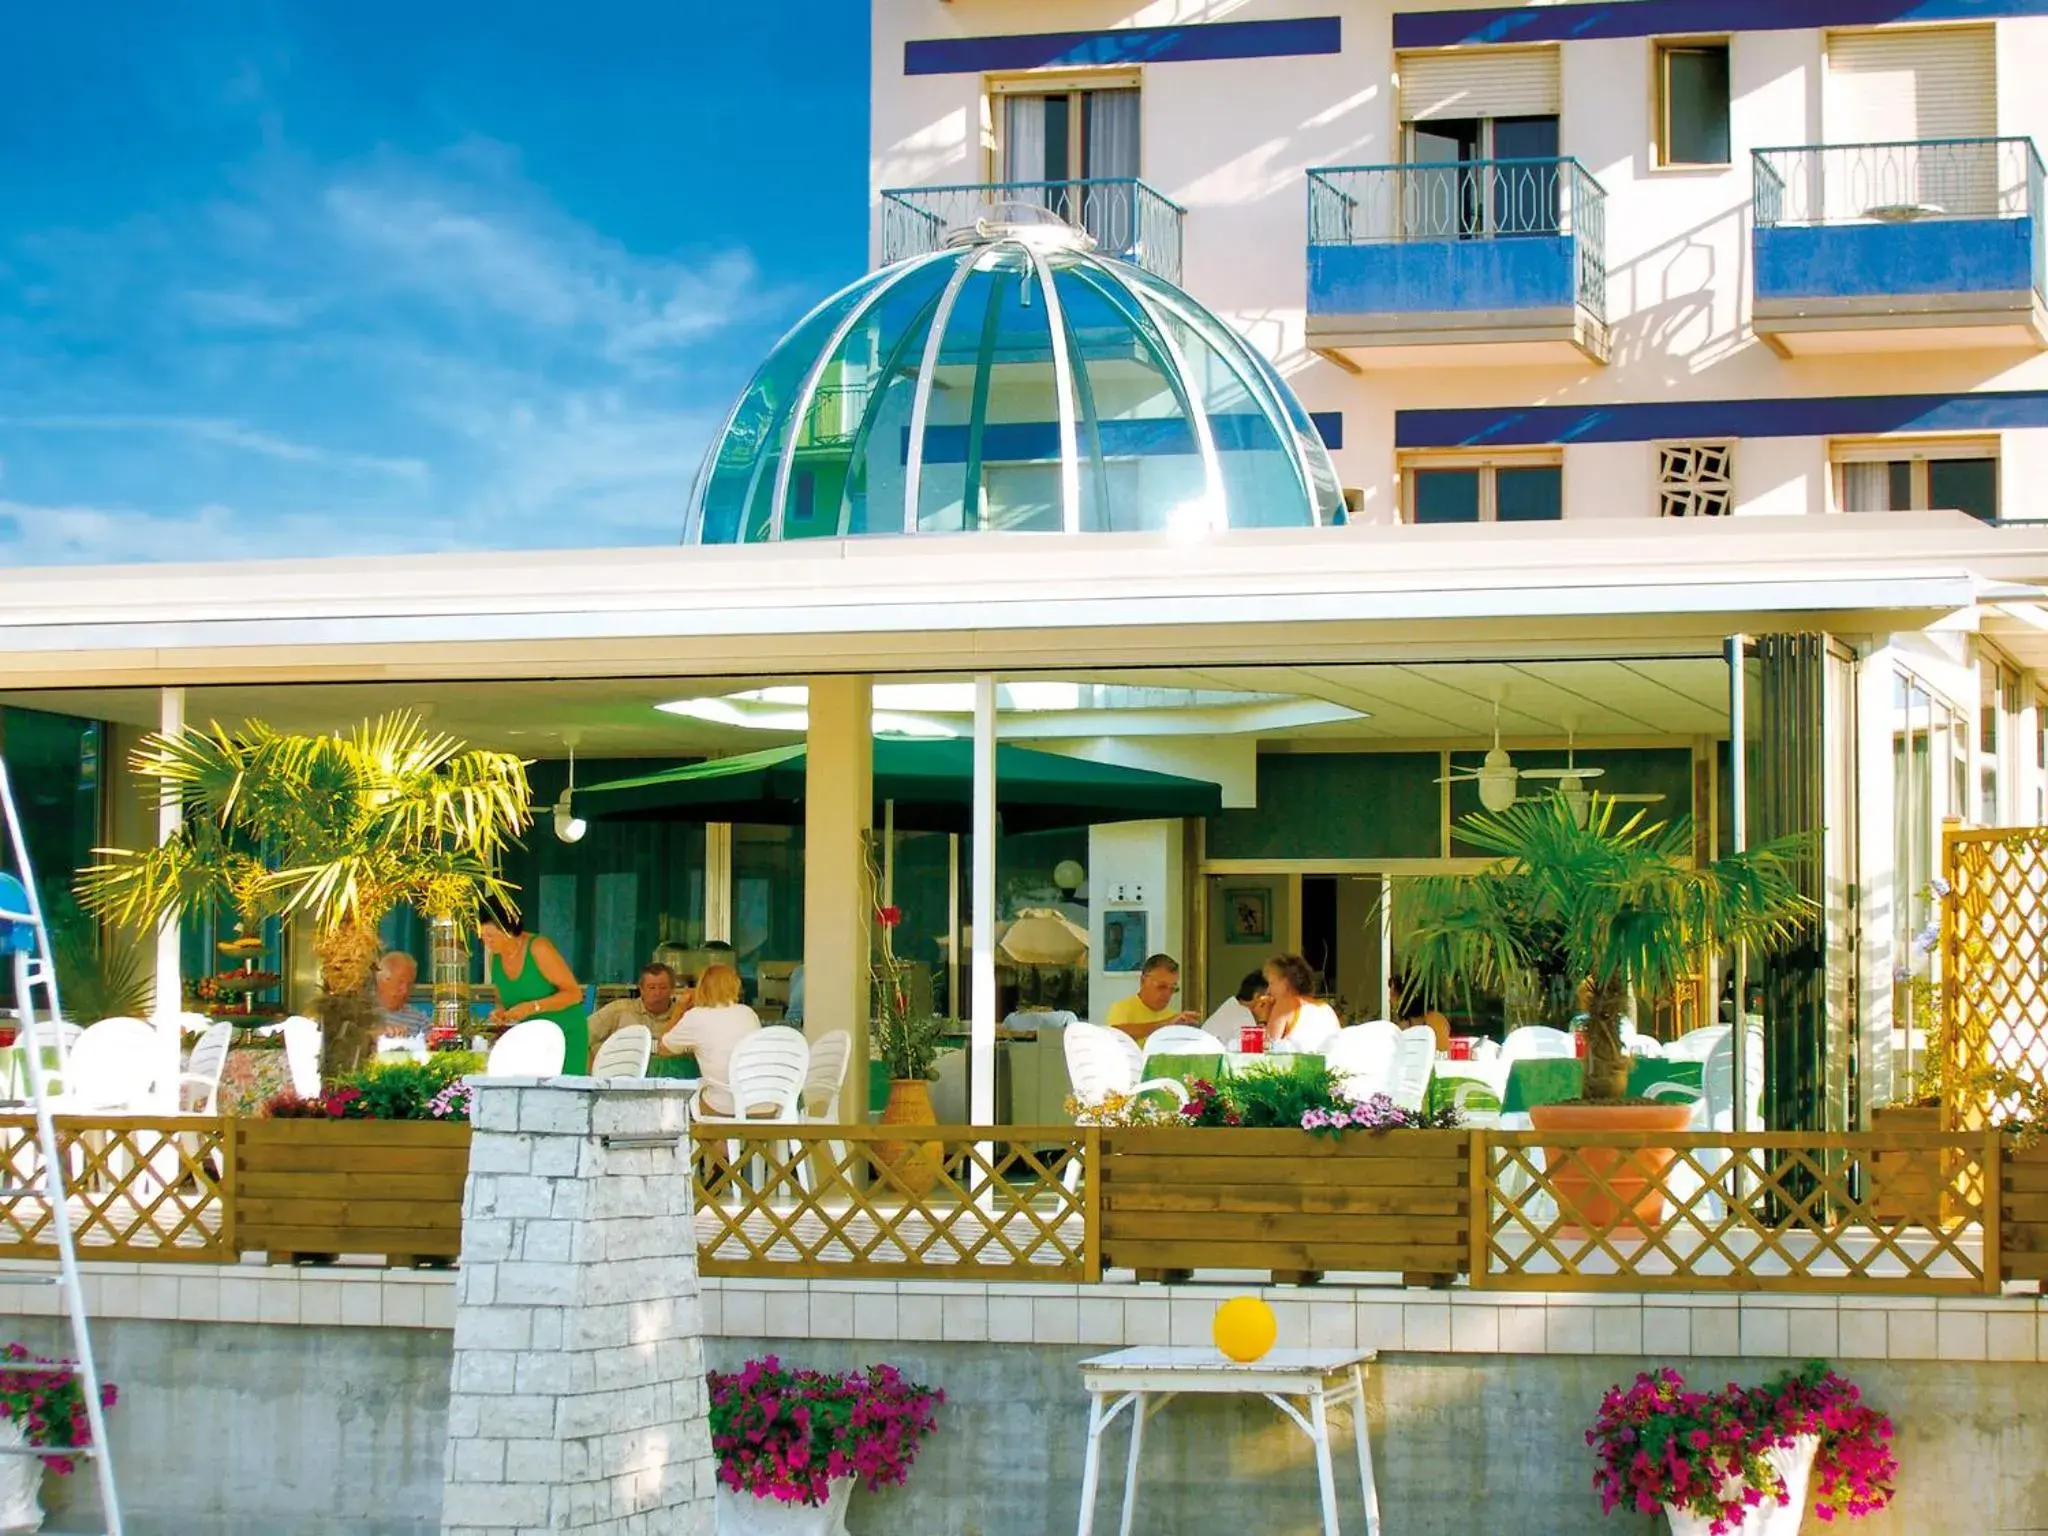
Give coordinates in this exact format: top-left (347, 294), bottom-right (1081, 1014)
top-left (1305, 158), bottom-right (1609, 368)
top-left (879, 177), bottom-right (1186, 284)
top-left (1752, 138), bottom-right (2048, 354)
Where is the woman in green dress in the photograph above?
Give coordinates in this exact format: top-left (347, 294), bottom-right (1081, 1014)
top-left (477, 898), bottom-right (590, 1071)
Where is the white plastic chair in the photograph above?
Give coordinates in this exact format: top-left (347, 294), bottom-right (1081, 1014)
top-left (1703, 1026), bottom-right (1764, 1132)
top-left (798, 1028), bottom-right (855, 1190)
top-left (1276, 1006), bottom-right (1343, 1056)
top-left (485, 1019), bottom-right (567, 1078)
top-left (1500, 1025), bottom-right (1576, 1064)
top-left (178, 1020), bottom-right (235, 1114)
top-left (695, 1026), bottom-right (810, 1123)
top-left (56, 1018), bottom-right (159, 1111)
top-left (590, 1024), bottom-right (652, 1079)
top-left (800, 1029), bottom-right (854, 1121)
top-left (1141, 1024), bottom-right (1224, 1063)
top-left (695, 1027), bottom-right (811, 1190)
top-left (1663, 1024), bottom-right (1729, 1063)
top-left (1063, 1022), bottom-right (1191, 1112)
top-left (1387, 1024), bottom-right (1438, 1113)
top-left (1326, 1021), bottom-right (1400, 1102)
top-left (280, 1015), bottom-right (323, 1097)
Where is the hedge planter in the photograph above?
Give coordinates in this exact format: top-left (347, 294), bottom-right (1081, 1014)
top-left (1100, 1127), bottom-right (1470, 1285)
top-left (235, 1119), bottom-right (471, 1266)
top-left (2002, 1139), bottom-right (2048, 1284)
top-left (1869, 1104), bottom-right (1969, 1226)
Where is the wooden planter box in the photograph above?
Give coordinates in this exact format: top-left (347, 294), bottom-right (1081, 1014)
top-left (1099, 1127), bottom-right (1470, 1286)
top-left (1869, 1105), bottom-right (1970, 1225)
top-left (2001, 1141), bottom-right (2048, 1283)
top-left (235, 1119), bottom-right (472, 1267)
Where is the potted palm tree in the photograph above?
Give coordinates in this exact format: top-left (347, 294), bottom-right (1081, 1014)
top-left (76, 712), bottom-right (531, 1081)
top-left (1404, 794), bottom-right (1812, 1223)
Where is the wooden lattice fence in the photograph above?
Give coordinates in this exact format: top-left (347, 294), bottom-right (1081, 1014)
top-left (1944, 825), bottom-right (2048, 1106)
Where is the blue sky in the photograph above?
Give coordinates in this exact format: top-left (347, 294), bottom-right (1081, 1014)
top-left (0, 3), bottom-right (869, 563)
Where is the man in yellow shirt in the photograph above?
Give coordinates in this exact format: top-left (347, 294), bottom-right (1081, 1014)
top-left (1105, 954), bottom-right (1202, 1043)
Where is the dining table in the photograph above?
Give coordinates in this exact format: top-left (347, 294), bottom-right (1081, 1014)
top-left (1431, 1055), bottom-right (1704, 1117)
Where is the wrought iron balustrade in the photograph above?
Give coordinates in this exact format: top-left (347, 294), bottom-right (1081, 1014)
top-left (1306, 157), bottom-right (1607, 324)
top-left (1754, 137), bottom-right (2046, 306)
top-left (880, 177), bottom-right (1186, 283)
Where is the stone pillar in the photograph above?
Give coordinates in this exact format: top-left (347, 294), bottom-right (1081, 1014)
top-left (440, 1078), bottom-right (713, 1536)
top-left (804, 676), bottom-right (874, 1120)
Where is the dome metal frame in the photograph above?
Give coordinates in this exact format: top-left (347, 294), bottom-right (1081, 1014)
top-left (683, 224), bottom-right (1342, 546)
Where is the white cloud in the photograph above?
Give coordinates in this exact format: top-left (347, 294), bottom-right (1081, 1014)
top-left (0, 415), bottom-right (429, 481)
top-left (319, 163), bottom-right (771, 365)
top-left (0, 135), bottom-right (796, 561)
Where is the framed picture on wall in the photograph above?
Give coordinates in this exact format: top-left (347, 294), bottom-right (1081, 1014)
top-left (1102, 909), bottom-right (1149, 973)
top-left (1223, 886), bottom-right (1272, 945)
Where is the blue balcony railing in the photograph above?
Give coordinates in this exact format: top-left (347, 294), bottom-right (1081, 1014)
top-left (1306, 158), bottom-right (1608, 328)
top-left (1753, 138), bottom-right (2046, 308)
top-left (880, 178), bottom-right (1187, 284)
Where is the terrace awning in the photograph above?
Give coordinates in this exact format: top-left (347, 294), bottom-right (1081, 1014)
top-left (572, 739), bottom-right (1222, 835)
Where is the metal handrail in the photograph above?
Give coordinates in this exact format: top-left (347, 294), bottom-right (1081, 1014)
top-left (880, 177), bottom-right (1187, 283)
top-left (1306, 157), bottom-right (1607, 323)
top-left (1752, 136), bottom-right (2043, 226)
top-left (1752, 137), bottom-right (2046, 302)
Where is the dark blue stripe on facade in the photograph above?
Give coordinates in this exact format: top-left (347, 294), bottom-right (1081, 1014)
top-left (1311, 411), bottom-right (1343, 449)
top-left (1394, 0), bottom-right (2048, 49)
top-left (1395, 391), bottom-right (2048, 449)
top-left (905, 17), bottom-right (1341, 76)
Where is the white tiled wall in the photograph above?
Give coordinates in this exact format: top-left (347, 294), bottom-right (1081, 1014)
top-left (12, 1261), bottom-right (2048, 1365)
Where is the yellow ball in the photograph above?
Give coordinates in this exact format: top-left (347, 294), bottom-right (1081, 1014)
top-left (1212, 1296), bottom-right (1278, 1363)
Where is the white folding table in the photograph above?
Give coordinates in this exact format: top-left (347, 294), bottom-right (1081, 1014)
top-left (1074, 1345), bottom-right (1380, 1536)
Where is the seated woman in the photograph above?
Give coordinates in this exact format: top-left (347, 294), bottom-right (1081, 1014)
top-left (657, 962), bottom-right (760, 1116)
top-left (1254, 954), bottom-right (1343, 1052)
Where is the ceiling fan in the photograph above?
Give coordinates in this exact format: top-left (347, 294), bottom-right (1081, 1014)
top-left (1434, 699), bottom-right (1565, 812)
top-left (1539, 730), bottom-right (1667, 826)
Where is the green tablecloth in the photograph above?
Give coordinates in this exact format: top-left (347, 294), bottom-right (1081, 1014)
top-left (1147, 1052), bottom-right (1325, 1089)
top-left (1500, 1056), bottom-right (1703, 1114)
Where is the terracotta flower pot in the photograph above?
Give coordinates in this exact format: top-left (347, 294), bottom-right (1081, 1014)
top-left (873, 1079), bottom-right (944, 1197)
top-left (1529, 1101), bottom-right (1696, 1231)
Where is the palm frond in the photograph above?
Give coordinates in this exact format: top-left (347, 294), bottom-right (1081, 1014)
top-left (78, 712), bottom-right (535, 958)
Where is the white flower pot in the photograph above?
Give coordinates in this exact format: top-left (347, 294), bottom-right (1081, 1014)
top-left (1759, 1435), bottom-right (1819, 1535)
top-left (1662, 1497), bottom-right (1768, 1536)
top-left (1661, 1436), bottom-right (1814, 1536)
top-left (0, 1419), bottom-right (44, 1534)
top-left (714, 1477), bottom-right (853, 1536)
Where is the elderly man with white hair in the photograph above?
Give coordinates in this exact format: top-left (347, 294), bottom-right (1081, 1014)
top-left (374, 950), bottom-right (431, 1038)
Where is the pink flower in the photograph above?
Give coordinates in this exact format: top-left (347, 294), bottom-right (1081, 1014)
top-left (877, 905), bottom-right (903, 928)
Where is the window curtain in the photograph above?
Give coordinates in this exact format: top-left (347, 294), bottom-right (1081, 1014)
top-left (1003, 95), bottom-right (1049, 185)
top-left (1083, 90), bottom-right (1142, 253)
top-left (1841, 461), bottom-right (1895, 512)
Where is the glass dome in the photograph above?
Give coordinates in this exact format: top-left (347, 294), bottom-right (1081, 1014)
top-left (682, 213), bottom-right (1342, 544)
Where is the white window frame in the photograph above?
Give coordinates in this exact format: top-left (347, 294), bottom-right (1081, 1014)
top-left (1399, 450), bottom-right (1565, 524)
top-left (1829, 435), bottom-right (2000, 517)
top-left (1654, 37), bottom-right (1733, 170)
top-left (984, 70), bottom-right (1142, 184)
